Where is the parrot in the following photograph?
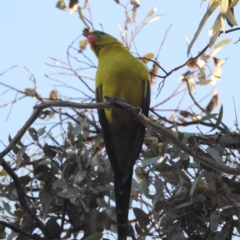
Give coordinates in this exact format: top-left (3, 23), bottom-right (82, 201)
top-left (87, 30), bottom-right (150, 240)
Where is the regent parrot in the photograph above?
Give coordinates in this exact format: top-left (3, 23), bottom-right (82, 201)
top-left (87, 30), bottom-right (150, 239)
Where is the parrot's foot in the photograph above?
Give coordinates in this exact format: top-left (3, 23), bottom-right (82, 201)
top-left (104, 95), bottom-right (117, 103)
top-left (104, 95), bottom-right (117, 111)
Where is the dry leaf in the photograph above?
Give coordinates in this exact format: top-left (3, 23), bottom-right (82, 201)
top-left (146, 7), bottom-right (157, 18)
top-left (150, 61), bottom-right (160, 84)
top-left (49, 90), bottom-right (58, 100)
top-left (82, 0), bottom-right (89, 8)
top-left (79, 39), bottom-right (88, 52)
top-left (211, 67), bottom-right (222, 83)
top-left (69, 0), bottom-right (78, 13)
top-left (188, 77), bottom-right (195, 92)
top-left (141, 53), bottom-right (154, 63)
top-left (206, 91), bottom-right (218, 112)
top-left (24, 88), bottom-right (38, 97)
top-left (187, 59), bottom-right (198, 68)
top-left (145, 15), bottom-right (161, 24)
top-left (130, 0), bottom-right (140, 7)
top-left (56, 0), bottom-right (66, 10)
top-left (180, 111), bottom-right (191, 118)
top-left (213, 57), bottom-right (226, 67)
top-left (130, 0), bottom-right (140, 22)
top-left (132, 6), bottom-right (137, 22)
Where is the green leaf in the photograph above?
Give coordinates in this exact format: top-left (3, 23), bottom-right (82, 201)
top-left (72, 122), bottom-right (85, 137)
top-left (220, 0), bottom-right (228, 16)
top-left (214, 39), bottom-right (231, 49)
top-left (219, 136), bottom-right (237, 144)
top-left (38, 126), bottom-right (46, 136)
top-left (146, 7), bottom-right (157, 18)
top-left (196, 79), bottom-right (212, 85)
top-left (133, 208), bottom-right (150, 227)
top-left (39, 191), bottom-right (53, 219)
top-left (210, 211), bottom-right (219, 232)
top-left (132, 178), bottom-right (140, 191)
top-left (209, 14), bottom-right (222, 48)
top-left (28, 127), bottom-right (38, 141)
top-left (206, 147), bottom-right (223, 163)
top-left (187, 1), bottom-right (219, 55)
top-left (155, 157), bottom-right (172, 172)
top-left (175, 201), bottom-right (193, 209)
top-left (135, 167), bottom-right (147, 182)
top-left (201, 113), bottom-right (218, 122)
top-left (145, 15), bottom-right (161, 24)
top-left (56, 0), bottom-right (66, 10)
top-left (230, 0), bottom-right (239, 7)
top-left (142, 156), bottom-right (159, 166)
top-left (210, 104), bottom-right (223, 131)
top-left (190, 175), bottom-right (199, 196)
top-left (154, 178), bottom-right (164, 195)
top-left (57, 186), bottom-right (79, 199)
top-left (84, 233), bottom-right (103, 240)
top-left (191, 194), bottom-right (206, 203)
top-left (226, 8), bottom-right (238, 26)
top-left (0, 230), bottom-right (6, 239)
top-left (220, 0), bottom-right (228, 32)
top-left (6, 175), bottom-right (31, 191)
top-left (139, 180), bottom-right (150, 197)
top-left (2, 201), bottom-right (12, 216)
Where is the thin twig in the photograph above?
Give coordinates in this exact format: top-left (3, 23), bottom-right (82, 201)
top-left (0, 220), bottom-right (45, 240)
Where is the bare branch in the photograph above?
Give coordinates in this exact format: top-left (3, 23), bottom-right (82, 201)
top-left (0, 220), bottom-right (45, 240)
top-left (34, 100), bottom-right (240, 175)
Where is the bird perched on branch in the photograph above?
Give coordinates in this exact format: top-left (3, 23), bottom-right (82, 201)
top-left (87, 30), bottom-right (150, 240)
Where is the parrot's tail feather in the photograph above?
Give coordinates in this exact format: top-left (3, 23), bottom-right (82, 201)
top-left (114, 172), bottom-right (132, 240)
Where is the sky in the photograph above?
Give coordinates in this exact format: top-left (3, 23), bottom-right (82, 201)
top-left (1, 0), bottom-right (240, 150)
top-left (1, 0), bottom-right (240, 239)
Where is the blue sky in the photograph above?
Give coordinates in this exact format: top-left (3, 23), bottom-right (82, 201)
top-left (1, 1), bottom-right (240, 239)
top-left (1, 0), bottom-right (240, 150)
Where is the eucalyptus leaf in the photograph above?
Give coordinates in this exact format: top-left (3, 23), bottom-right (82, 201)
top-left (142, 156), bottom-right (159, 166)
top-left (39, 191), bottom-right (53, 219)
top-left (187, 1), bottom-right (219, 55)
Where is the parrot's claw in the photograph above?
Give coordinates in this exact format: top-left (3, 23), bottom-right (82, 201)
top-left (104, 95), bottom-right (117, 103)
top-left (104, 95), bottom-right (117, 111)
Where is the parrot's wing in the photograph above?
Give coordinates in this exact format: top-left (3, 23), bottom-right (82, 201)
top-left (95, 86), bottom-right (120, 177)
top-left (96, 79), bottom-right (150, 185)
top-left (121, 79), bottom-right (150, 184)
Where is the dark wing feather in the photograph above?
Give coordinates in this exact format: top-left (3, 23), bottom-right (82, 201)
top-left (121, 79), bottom-right (151, 184)
top-left (95, 86), bottom-right (120, 178)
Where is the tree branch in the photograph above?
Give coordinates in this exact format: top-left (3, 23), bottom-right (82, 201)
top-left (0, 220), bottom-right (45, 240)
top-left (34, 100), bottom-right (240, 175)
top-left (0, 158), bottom-right (45, 232)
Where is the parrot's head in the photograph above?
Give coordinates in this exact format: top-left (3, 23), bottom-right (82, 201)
top-left (87, 30), bottom-right (122, 57)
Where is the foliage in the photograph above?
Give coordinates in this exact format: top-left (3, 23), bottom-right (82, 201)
top-left (0, 0), bottom-right (240, 239)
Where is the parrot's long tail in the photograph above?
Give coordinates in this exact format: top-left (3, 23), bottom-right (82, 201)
top-left (114, 172), bottom-right (133, 240)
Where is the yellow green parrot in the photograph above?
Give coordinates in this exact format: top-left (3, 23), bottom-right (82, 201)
top-left (87, 30), bottom-right (150, 239)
